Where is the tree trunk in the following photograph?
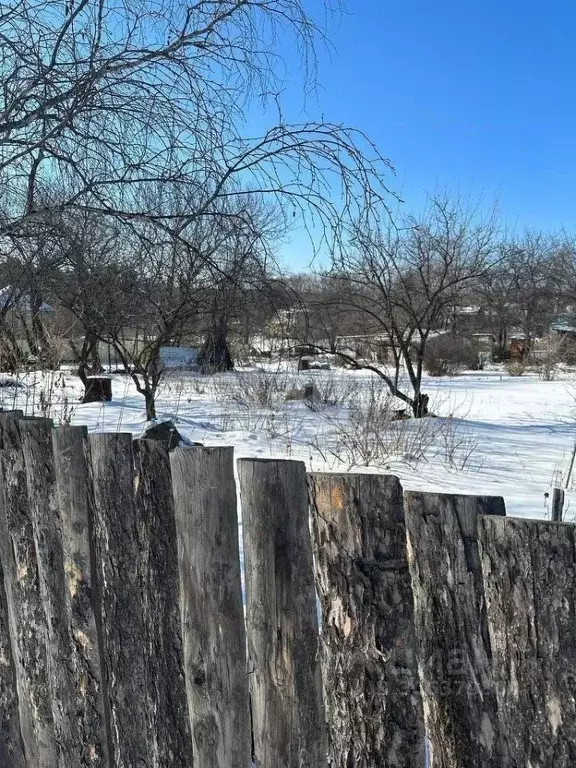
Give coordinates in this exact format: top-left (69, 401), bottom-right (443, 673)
top-left (144, 389), bottom-right (156, 420)
top-left (198, 319), bottom-right (234, 373)
top-left (412, 392), bottom-right (430, 418)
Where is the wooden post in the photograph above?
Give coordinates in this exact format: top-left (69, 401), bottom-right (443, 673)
top-left (52, 426), bottom-right (111, 767)
top-left (89, 433), bottom-right (153, 767)
top-left (170, 447), bottom-right (251, 768)
top-left (309, 473), bottom-right (425, 768)
top-left (478, 516), bottom-right (576, 766)
top-left (0, 556), bottom-right (25, 768)
top-left (20, 419), bottom-right (79, 767)
top-left (552, 487), bottom-right (564, 521)
top-left (0, 411), bottom-right (58, 768)
top-left (404, 492), bottom-right (506, 768)
top-left (238, 458), bottom-right (327, 768)
top-left (133, 439), bottom-right (194, 767)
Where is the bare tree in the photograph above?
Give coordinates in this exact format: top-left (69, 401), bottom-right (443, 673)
top-left (331, 194), bottom-right (500, 416)
top-left (1, 0), bottom-right (392, 262)
top-left (483, 233), bottom-right (557, 358)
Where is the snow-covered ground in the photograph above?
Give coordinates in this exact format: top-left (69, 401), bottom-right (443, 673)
top-left (2, 364), bottom-right (575, 520)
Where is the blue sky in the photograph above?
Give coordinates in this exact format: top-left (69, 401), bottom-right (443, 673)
top-left (262, 0), bottom-right (576, 269)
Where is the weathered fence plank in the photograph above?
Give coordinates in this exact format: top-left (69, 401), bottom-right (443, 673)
top-left (238, 458), bottom-right (327, 768)
top-left (309, 473), bottom-right (425, 768)
top-left (20, 419), bottom-right (79, 768)
top-left (89, 433), bottom-right (152, 767)
top-left (404, 492), bottom-right (506, 768)
top-left (133, 439), bottom-right (195, 767)
top-left (0, 411), bottom-right (57, 768)
top-left (0, 555), bottom-right (25, 768)
top-left (52, 426), bottom-right (110, 767)
top-left (170, 446), bottom-right (250, 768)
top-left (478, 516), bottom-right (576, 767)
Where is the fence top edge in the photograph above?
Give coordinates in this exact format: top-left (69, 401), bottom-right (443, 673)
top-left (19, 416), bottom-right (54, 430)
top-left (170, 444), bottom-right (233, 453)
top-left (404, 490), bottom-right (505, 503)
top-left (479, 514), bottom-right (576, 529)
top-left (51, 424), bottom-right (88, 435)
top-left (236, 456), bottom-right (306, 468)
top-left (308, 470), bottom-right (402, 483)
top-left (87, 431), bottom-right (133, 442)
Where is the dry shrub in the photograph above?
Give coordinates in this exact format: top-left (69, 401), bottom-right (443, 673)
top-left (308, 379), bottom-right (481, 472)
top-left (505, 360), bottom-right (526, 377)
top-left (533, 334), bottom-right (568, 381)
top-left (424, 334), bottom-right (479, 377)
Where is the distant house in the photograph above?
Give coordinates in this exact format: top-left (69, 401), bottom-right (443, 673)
top-left (0, 286), bottom-right (52, 313)
top-left (551, 314), bottom-right (576, 339)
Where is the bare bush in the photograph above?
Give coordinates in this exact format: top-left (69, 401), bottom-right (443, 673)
top-left (303, 373), bottom-right (358, 409)
top-left (309, 378), bottom-right (481, 472)
top-left (216, 370), bottom-right (297, 410)
top-left (310, 380), bottom-right (439, 468)
top-left (423, 334), bottom-right (479, 377)
top-left (533, 334), bottom-right (568, 381)
top-left (505, 360), bottom-right (526, 377)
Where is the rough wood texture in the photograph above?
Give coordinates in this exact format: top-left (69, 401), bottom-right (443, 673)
top-left (89, 433), bottom-right (152, 768)
top-left (20, 419), bottom-right (79, 768)
top-left (170, 446), bottom-right (250, 768)
top-left (133, 439), bottom-right (194, 767)
top-left (309, 473), bottom-right (425, 768)
top-left (238, 458), bottom-right (327, 768)
top-left (404, 492), bottom-right (506, 768)
top-left (479, 516), bottom-right (576, 767)
top-left (0, 411), bottom-right (57, 767)
top-left (52, 426), bottom-right (110, 767)
top-left (0, 556), bottom-right (25, 767)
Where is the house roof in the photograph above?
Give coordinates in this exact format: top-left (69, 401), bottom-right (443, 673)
top-left (551, 314), bottom-right (576, 333)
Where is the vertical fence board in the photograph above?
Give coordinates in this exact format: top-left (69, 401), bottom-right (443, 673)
top-left (309, 473), bottom-right (425, 768)
top-left (133, 440), bottom-right (195, 767)
top-left (238, 458), bottom-right (327, 768)
top-left (20, 419), bottom-right (79, 768)
top-left (89, 433), bottom-right (152, 767)
top-left (478, 516), bottom-right (576, 767)
top-left (170, 446), bottom-right (250, 768)
top-left (52, 426), bottom-right (110, 767)
top-left (0, 555), bottom-right (25, 767)
top-left (404, 492), bottom-right (505, 768)
top-left (0, 411), bottom-right (57, 767)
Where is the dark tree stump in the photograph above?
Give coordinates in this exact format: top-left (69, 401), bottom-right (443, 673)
top-left (82, 378), bottom-right (112, 404)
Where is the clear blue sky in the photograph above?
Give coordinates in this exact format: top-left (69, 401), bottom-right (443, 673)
top-left (265, 0), bottom-right (576, 269)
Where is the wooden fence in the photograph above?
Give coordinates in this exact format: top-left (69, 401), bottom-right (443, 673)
top-left (0, 410), bottom-right (574, 767)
